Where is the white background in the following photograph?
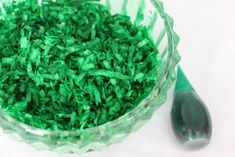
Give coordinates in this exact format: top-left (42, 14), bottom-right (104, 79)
top-left (1, 0), bottom-right (235, 156)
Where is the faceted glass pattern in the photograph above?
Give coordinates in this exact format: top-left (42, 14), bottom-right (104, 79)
top-left (0, 0), bottom-right (180, 153)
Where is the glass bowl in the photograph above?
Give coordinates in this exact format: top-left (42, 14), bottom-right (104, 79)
top-left (0, 0), bottom-right (180, 153)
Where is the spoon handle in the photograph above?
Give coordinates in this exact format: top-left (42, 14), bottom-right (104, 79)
top-left (171, 67), bottom-right (212, 149)
top-left (175, 67), bottom-right (193, 93)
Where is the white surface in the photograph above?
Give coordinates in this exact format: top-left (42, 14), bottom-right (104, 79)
top-left (1, 0), bottom-right (235, 156)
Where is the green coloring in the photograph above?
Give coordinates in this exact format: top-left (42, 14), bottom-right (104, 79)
top-left (0, 0), bottom-right (161, 131)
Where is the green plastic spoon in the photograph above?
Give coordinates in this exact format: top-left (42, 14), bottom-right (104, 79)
top-left (171, 67), bottom-right (212, 149)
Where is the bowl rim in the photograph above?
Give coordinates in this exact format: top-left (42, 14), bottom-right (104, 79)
top-left (0, 0), bottom-right (180, 136)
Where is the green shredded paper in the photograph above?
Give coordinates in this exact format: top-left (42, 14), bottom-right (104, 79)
top-left (0, 0), bottom-right (161, 130)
